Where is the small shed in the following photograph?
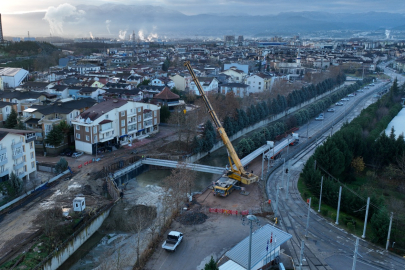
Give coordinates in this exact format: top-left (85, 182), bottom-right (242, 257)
top-left (73, 197), bottom-right (86, 212)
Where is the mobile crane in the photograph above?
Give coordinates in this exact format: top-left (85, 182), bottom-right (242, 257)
top-left (184, 61), bottom-right (259, 197)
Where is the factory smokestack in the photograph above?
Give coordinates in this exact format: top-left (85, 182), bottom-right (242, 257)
top-left (0, 14), bottom-right (4, 43)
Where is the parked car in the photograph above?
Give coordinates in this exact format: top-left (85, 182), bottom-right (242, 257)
top-left (357, 89), bottom-right (364, 92)
top-left (315, 116), bottom-right (324, 121)
top-left (341, 98), bottom-right (350, 101)
top-left (72, 152), bottom-right (84, 158)
top-left (335, 102), bottom-right (344, 106)
top-left (327, 108), bottom-right (335, 112)
top-left (65, 150), bottom-right (74, 157)
top-left (162, 231), bottom-right (183, 251)
top-left (347, 94), bottom-right (355, 97)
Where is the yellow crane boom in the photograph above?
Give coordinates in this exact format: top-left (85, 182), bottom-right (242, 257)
top-left (184, 61), bottom-right (258, 185)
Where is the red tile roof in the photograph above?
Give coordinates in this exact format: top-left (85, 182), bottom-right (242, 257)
top-left (153, 87), bottom-right (179, 100)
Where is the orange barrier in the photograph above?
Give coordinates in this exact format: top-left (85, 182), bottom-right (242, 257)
top-left (78, 164), bottom-right (82, 169)
top-left (84, 161), bottom-right (88, 166)
top-left (241, 210), bottom-right (249, 216)
top-left (88, 159), bottom-right (92, 164)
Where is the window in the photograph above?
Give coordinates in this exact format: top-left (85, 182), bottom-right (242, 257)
top-left (248, 81), bottom-right (251, 84)
top-left (258, 87), bottom-right (261, 90)
top-left (137, 107), bottom-right (141, 112)
top-left (30, 142), bottom-right (33, 149)
top-left (5, 107), bottom-right (8, 112)
top-left (121, 128), bottom-right (125, 135)
top-left (85, 126), bottom-right (89, 132)
top-left (23, 155), bottom-right (26, 162)
top-left (154, 118), bottom-right (157, 125)
top-left (93, 126), bottom-right (97, 133)
top-left (94, 135), bottom-right (97, 142)
top-left (258, 82), bottom-right (261, 85)
top-left (105, 114), bottom-right (109, 119)
top-left (76, 133), bottom-right (80, 139)
top-left (138, 123), bottom-right (142, 130)
top-left (70, 113), bottom-right (73, 118)
top-left (121, 120), bottom-right (125, 126)
top-left (31, 161), bottom-right (35, 169)
top-left (121, 111), bottom-right (125, 116)
top-left (31, 152), bottom-right (34, 159)
top-left (130, 109), bottom-right (133, 113)
top-left (138, 115), bottom-right (141, 122)
top-left (86, 135), bottom-right (90, 141)
top-left (22, 145), bottom-right (25, 152)
top-left (76, 125), bottom-right (80, 130)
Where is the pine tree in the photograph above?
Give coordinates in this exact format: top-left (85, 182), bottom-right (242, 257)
top-left (5, 108), bottom-right (18, 129)
top-left (44, 124), bottom-right (64, 148)
top-left (204, 256), bottom-right (219, 270)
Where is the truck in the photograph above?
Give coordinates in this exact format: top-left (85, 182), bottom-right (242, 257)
top-left (265, 133), bottom-right (299, 160)
top-left (184, 62), bottom-right (259, 197)
top-left (162, 231), bottom-right (183, 251)
top-left (213, 176), bottom-right (242, 197)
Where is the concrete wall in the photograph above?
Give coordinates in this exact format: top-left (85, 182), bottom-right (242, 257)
top-left (41, 207), bottom-right (111, 270)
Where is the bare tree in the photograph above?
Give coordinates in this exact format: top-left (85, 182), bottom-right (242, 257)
top-left (126, 205), bottom-right (157, 268)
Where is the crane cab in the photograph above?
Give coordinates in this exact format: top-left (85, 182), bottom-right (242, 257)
top-left (213, 177), bottom-right (241, 197)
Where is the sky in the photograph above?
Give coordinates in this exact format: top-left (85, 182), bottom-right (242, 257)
top-left (2, 0), bottom-right (405, 15)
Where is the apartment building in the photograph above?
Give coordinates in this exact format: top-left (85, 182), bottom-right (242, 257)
top-left (0, 128), bottom-right (37, 182)
top-left (72, 99), bottom-right (160, 155)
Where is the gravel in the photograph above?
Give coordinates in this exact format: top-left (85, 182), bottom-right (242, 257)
top-left (176, 211), bottom-right (208, 225)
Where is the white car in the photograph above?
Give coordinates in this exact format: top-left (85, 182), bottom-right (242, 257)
top-left (72, 152), bottom-right (84, 158)
top-left (335, 102), bottom-right (344, 106)
top-left (315, 116), bottom-right (324, 121)
top-left (341, 98), bottom-right (350, 101)
top-left (347, 94), bottom-right (355, 97)
top-left (327, 108), bottom-right (335, 112)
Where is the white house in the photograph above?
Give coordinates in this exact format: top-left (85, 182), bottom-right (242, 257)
top-left (0, 68), bottom-right (29, 90)
top-left (223, 63), bottom-right (249, 74)
top-left (151, 78), bottom-right (165, 86)
top-left (189, 77), bottom-right (219, 96)
top-left (169, 74), bottom-right (192, 91)
top-left (220, 83), bottom-right (249, 98)
top-left (219, 224), bottom-right (292, 270)
top-left (72, 99), bottom-right (160, 155)
top-left (0, 128), bottom-right (37, 182)
top-left (221, 68), bottom-right (246, 83)
top-left (245, 74), bottom-right (272, 94)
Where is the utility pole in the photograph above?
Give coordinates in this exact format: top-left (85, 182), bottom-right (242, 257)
top-left (286, 170), bottom-right (290, 199)
top-left (386, 212), bottom-right (393, 250)
top-left (314, 160), bottom-right (317, 170)
top-left (336, 186), bottom-right (342, 225)
top-left (261, 151), bottom-right (265, 180)
top-left (361, 197), bottom-right (370, 238)
top-left (281, 159), bottom-right (285, 185)
top-left (305, 197), bottom-right (311, 238)
top-left (275, 185), bottom-right (280, 217)
top-left (318, 176), bottom-right (323, 212)
top-left (352, 238), bottom-right (359, 270)
top-left (299, 240), bottom-right (305, 270)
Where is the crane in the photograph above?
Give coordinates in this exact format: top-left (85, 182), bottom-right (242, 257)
top-left (184, 61), bottom-right (259, 195)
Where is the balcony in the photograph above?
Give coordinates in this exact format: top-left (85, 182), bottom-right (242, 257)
top-left (13, 152), bottom-right (23, 160)
top-left (0, 148), bottom-right (6, 155)
top-left (143, 112), bottom-right (153, 119)
top-left (99, 134), bottom-right (115, 142)
top-left (0, 157), bottom-right (7, 166)
top-left (0, 169), bottom-right (9, 177)
top-left (12, 141), bottom-right (23, 149)
top-left (14, 161), bottom-right (24, 170)
top-left (18, 170), bottom-right (27, 178)
top-left (26, 134), bottom-right (36, 143)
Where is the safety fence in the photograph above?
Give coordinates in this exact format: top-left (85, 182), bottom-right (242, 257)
top-left (208, 208), bottom-right (253, 216)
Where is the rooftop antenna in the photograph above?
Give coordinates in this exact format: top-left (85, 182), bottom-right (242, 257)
top-left (28, 31), bottom-right (30, 39)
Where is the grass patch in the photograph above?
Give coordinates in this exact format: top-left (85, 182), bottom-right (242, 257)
top-left (298, 177), bottom-right (375, 240)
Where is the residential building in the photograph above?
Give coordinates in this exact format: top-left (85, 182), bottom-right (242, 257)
top-left (68, 64), bottom-right (101, 74)
top-left (0, 101), bottom-right (14, 126)
top-left (0, 128), bottom-right (37, 182)
top-left (0, 91), bottom-right (47, 113)
top-left (189, 77), bottom-right (219, 95)
top-left (245, 73), bottom-right (272, 93)
top-left (152, 87), bottom-right (184, 110)
top-left (223, 63), bottom-right (249, 74)
top-left (220, 83), bottom-right (249, 97)
top-left (169, 74), bottom-right (192, 91)
top-left (72, 99), bottom-right (160, 155)
top-left (221, 68), bottom-right (246, 83)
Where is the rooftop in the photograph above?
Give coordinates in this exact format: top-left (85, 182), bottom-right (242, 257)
top-left (79, 99), bottom-right (128, 121)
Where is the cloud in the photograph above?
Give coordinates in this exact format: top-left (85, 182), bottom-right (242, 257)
top-left (105, 19), bottom-right (111, 34)
top-left (43, 3), bottom-right (85, 35)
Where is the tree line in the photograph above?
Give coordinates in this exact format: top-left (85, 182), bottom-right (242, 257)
top-left (301, 78), bottom-right (405, 246)
top-left (191, 72), bottom-right (349, 155)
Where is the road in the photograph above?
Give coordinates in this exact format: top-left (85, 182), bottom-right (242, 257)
top-left (267, 69), bottom-right (405, 269)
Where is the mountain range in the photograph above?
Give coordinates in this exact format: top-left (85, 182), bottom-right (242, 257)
top-left (2, 4), bottom-right (405, 39)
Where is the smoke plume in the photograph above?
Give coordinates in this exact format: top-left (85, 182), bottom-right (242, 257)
top-left (106, 20), bottom-right (111, 34)
top-left (89, 32), bottom-right (94, 39)
top-left (43, 3), bottom-right (85, 35)
top-left (119, 30), bottom-right (127, 40)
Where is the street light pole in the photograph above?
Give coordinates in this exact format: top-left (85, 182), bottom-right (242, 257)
top-left (242, 214), bottom-right (260, 270)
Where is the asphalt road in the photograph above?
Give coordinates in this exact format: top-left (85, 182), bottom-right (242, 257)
top-left (266, 69), bottom-right (405, 270)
